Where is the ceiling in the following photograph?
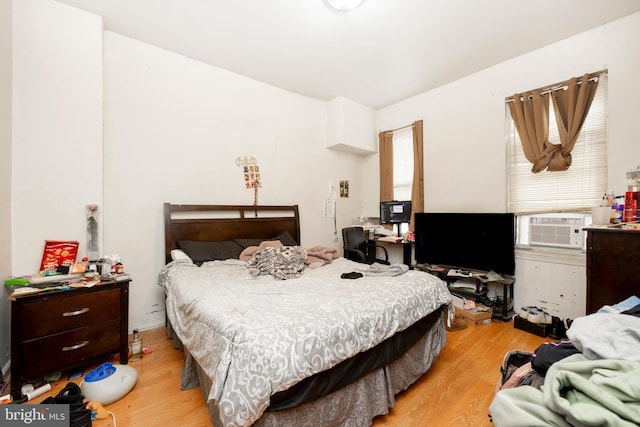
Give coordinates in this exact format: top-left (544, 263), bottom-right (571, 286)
top-left (56, 0), bottom-right (640, 109)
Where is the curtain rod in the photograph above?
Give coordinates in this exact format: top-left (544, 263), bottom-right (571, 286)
top-left (384, 123), bottom-right (414, 135)
top-left (505, 70), bottom-right (607, 103)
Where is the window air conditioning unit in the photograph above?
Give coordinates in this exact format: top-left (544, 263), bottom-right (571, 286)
top-left (528, 217), bottom-right (585, 249)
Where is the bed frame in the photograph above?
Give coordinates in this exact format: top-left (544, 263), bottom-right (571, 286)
top-left (163, 203), bottom-right (300, 263)
top-left (161, 202), bottom-right (447, 426)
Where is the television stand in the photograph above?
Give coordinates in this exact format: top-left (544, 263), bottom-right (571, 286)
top-left (421, 265), bottom-right (514, 321)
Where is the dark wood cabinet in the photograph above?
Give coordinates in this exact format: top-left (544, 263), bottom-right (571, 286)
top-left (10, 279), bottom-right (129, 400)
top-left (586, 228), bottom-right (640, 314)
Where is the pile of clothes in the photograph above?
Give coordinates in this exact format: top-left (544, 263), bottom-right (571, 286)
top-left (490, 296), bottom-right (640, 427)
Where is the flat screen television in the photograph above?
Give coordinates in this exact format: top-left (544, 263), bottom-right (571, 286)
top-left (414, 212), bottom-right (516, 275)
top-left (380, 200), bottom-right (412, 224)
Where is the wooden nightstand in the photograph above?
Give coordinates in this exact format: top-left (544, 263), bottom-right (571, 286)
top-left (9, 278), bottom-right (130, 401)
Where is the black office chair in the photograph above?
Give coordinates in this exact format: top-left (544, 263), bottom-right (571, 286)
top-left (342, 226), bottom-right (390, 265)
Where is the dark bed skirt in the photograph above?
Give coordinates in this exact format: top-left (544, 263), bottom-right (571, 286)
top-left (170, 305), bottom-right (448, 426)
top-left (268, 306), bottom-right (446, 411)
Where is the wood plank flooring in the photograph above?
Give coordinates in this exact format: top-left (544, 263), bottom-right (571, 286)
top-left (31, 319), bottom-right (547, 427)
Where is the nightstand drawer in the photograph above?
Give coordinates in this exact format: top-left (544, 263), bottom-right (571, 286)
top-left (21, 319), bottom-right (121, 379)
top-left (21, 288), bottom-right (121, 340)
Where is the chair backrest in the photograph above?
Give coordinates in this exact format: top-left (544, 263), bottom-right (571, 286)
top-left (342, 226), bottom-right (366, 252)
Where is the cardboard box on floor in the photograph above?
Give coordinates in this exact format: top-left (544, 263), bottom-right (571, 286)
top-left (455, 305), bottom-right (492, 326)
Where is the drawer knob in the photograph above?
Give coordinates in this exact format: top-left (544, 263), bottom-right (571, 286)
top-left (63, 307), bottom-right (90, 317)
top-left (62, 340), bottom-right (89, 352)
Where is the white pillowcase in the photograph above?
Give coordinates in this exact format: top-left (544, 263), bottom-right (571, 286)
top-left (171, 249), bottom-right (192, 262)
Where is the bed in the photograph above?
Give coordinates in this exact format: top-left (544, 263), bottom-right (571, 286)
top-left (158, 203), bottom-right (453, 427)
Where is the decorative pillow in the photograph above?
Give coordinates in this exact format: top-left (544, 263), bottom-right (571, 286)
top-left (177, 240), bottom-right (244, 264)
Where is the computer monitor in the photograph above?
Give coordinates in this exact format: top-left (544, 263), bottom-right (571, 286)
top-left (380, 200), bottom-right (412, 224)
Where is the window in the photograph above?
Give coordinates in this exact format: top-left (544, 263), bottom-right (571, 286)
top-left (392, 128), bottom-right (414, 201)
top-left (390, 128), bottom-right (414, 235)
top-left (506, 72), bottom-right (608, 248)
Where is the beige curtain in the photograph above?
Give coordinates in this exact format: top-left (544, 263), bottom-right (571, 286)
top-left (378, 131), bottom-right (394, 203)
top-left (550, 74), bottom-right (600, 171)
top-left (508, 90), bottom-right (554, 173)
top-left (409, 120), bottom-right (424, 231)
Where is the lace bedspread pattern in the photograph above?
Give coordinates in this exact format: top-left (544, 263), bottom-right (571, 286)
top-left (158, 257), bottom-right (452, 427)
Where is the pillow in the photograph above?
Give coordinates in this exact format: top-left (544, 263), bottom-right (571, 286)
top-left (234, 238), bottom-right (265, 249)
top-left (234, 231), bottom-right (298, 249)
top-left (274, 230), bottom-right (298, 246)
top-left (177, 240), bottom-right (244, 264)
top-left (170, 249), bottom-right (192, 262)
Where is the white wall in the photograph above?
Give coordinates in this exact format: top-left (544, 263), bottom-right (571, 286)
top-left (1, 0), bottom-right (13, 373)
top-left (515, 251), bottom-right (586, 321)
top-left (0, 0), bottom-right (377, 372)
top-left (101, 32), bottom-right (366, 329)
top-left (12, 0), bottom-right (103, 275)
top-left (371, 12), bottom-right (640, 317)
top-left (9, 1), bottom-right (640, 346)
top-left (10, 0), bottom-right (368, 335)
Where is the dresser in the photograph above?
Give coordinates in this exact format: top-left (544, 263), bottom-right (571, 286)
top-left (586, 228), bottom-right (640, 314)
top-left (10, 279), bottom-right (130, 400)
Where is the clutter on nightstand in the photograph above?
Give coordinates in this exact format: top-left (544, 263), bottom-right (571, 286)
top-left (39, 240), bottom-right (79, 275)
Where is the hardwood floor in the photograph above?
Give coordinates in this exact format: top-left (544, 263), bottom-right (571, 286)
top-left (371, 320), bottom-right (547, 427)
top-left (32, 319), bottom-right (547, 427)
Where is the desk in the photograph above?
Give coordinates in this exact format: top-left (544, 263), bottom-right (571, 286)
top-left (368, 238), bottom-right (413, 266)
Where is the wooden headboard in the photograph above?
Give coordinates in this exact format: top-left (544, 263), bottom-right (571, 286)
top-left (163, 203), bottom-right (300, 264)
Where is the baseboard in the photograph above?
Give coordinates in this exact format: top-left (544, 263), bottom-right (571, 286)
top-left (132, 316), bottom-right (166, 333)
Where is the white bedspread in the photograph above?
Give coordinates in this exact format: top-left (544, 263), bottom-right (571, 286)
top-left (158, 257), bottom-right (452, 427)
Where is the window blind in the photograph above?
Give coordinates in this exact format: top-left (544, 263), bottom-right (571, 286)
top-left (507, 73), bottom-right (608, 215)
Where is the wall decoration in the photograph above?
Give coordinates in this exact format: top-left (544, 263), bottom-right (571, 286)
top-left (236, 156), bottom-right (261, 205)
top-left (86, 204), bottom-right (99, 261)
top-left (340, 180), bottom-right (349, 198)
top-left (40, 240), bottom-right (79, 273)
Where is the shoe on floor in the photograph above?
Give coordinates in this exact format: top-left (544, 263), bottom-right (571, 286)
top-left (548, 315), bottom-right (567, 339)
top-left (446, 318), bottom-right (467, 331)
top-left (528, 308), bottom-right (552, 324)
top-left (518, 306), bottom-right (537, 320)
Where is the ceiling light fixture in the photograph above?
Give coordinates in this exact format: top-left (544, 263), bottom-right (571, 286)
top-left (327, 0), bottom-right (365, 11)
